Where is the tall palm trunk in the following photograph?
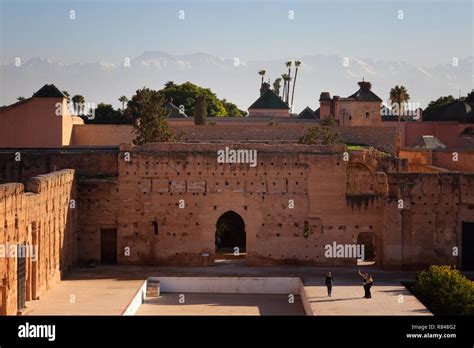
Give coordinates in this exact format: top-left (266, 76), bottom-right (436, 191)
top-left (281, 76), bottom-right (287, 101)
top-left (291, 67), bottom-right (299, 112)
top-left (286, 67), bottom-right (291, 103)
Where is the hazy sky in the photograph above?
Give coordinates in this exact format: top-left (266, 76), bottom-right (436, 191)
top-left (1, 0), bottom-right (472, 65)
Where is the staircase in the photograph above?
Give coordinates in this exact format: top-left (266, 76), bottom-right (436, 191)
top-left (146, 279), bottom-right (160, 298)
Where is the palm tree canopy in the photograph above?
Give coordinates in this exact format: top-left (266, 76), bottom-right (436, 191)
top-left (389, 85), bottom-right (410, 103)
top-left (72, 95), bottom-right (85, 104)
top-left (285, 61), bottom-right (293, 68)
top-left (258, 70), bottom-right (266, 76)
top-left (294, 60), bottom-right (301, 67)
top-left (118, 95), bottom-right (128, 102)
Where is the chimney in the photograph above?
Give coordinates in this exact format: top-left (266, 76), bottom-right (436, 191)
top-left (319, 92), bottom-right (331, 119)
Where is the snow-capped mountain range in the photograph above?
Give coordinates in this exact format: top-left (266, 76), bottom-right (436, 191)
top-left (1, 51), bottom-right (472, 112)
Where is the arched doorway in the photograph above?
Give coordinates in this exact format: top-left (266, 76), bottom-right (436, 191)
top-left (215, 211), bottom-right (246, 261)
top-left (357, 232), bottom-right (376, 265)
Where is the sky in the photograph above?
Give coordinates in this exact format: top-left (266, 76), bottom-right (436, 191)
top-left (1, 0), bottom-right (473, 66)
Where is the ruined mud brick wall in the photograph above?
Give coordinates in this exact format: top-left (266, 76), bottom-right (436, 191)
top-left (382, 173), bottom-right (474, 270)
top-left (0, 170), bottom-right (75, 315)
top-left (0, 149), bottom-right (118, 185)
top-left (75, 178), bottom-right (119, 263)
top-left (74, 142), bottom-right (386, 267)
top-left (432, 150), bottom-right (474, 173)
top-left (400, 149), bottom-right (474, 173)
top-left (175, 125), bottom-right (396, 155)
top-left (71, 123), bottom-right (397, 154)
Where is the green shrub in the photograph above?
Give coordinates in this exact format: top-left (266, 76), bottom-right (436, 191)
top-left (299, 125), bottom-right (342, 145)
top-left (414, 265), bottom-right (474, 315)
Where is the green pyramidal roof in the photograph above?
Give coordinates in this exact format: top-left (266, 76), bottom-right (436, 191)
top-left (248, 89), bottom-right (289, 110)
top-left (32, 84), bottom-right (67, 98)
top-left (347, 81), bottom-right (382, 102)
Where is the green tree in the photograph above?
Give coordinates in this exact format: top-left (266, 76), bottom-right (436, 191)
top-left (164, 81), bottom-right (176, 89)
top-left (131, 88), bottom-right (177, 144)
top-left (222, 99), bottom-right (246, 117)
top-left (272, 78), bottom-right (282, 97)
top-left (423, 95), bottom-right (456, 121)
top-left (118, 95), bottom-right (128, 110)
top-left (159, 81), bottom-right (245, 117)
top-left (320, 115), bottom-right (338, 127)
top-left (414, 265), bottom-right (474, 315)
top-left (299, 125), bottom-right (342, 145)
top-left (194, 94), bottom-right (208, 125)
top-left (85, 103), bottom-right (131, 124)
top-left (290, 60), bottom-right (301, 111)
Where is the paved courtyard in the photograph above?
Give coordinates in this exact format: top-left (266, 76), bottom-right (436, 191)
top-left (24, 264), bottom-right (435, 316)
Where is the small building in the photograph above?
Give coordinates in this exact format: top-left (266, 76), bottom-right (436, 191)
top-left (297, 106), bottom-right (318, 119)
top-left (412, 135), bottom-right (447, 149)
top-left (0, 84), bottom-right (84, 148)
top-left (319, 80), bottom-right (383, 126)
top-left (248, 82), bottom-right (290, 117)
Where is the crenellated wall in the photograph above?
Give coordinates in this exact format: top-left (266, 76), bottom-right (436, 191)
top-left (0, 170), bottom-right (75, 315)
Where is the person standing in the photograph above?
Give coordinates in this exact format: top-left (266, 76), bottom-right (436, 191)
top-left (366, 274), bottom-right (373, 299)
top-left (325, 272), bottom-right (333, 297)
top-left (358, 270), bottom-right (369, 298)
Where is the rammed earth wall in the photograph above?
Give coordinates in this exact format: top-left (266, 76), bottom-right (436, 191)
top-left (0, 170), bottom-right (75, 315)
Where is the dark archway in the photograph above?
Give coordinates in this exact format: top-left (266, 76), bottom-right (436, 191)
top-left (215, 211), bottom-right (246, 259)
top-left (357, 232), bottom-right (376, 263)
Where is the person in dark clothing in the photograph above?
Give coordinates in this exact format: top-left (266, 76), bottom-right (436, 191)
top-left (325, 272), bottom-right (333, 297)
top-left (366, 275), bottom-right (373, 298)
top-left (358, 270), bottom-right (373, 299)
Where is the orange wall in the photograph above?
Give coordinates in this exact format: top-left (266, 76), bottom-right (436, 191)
top-left (0, 98), bottom-right (83, 148)
top-left (382, 121), bottom-right (472, 148)
top-left (72, 124), bottom-right (135, 146)
top-left (400, 149), bottom-right (474, 173)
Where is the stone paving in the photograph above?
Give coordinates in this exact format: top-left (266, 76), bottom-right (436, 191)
top-left (24, 264), bottom-right (438, 316)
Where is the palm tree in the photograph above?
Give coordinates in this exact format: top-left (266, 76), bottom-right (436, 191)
top-left (389, 85), bottom-right (411, 130)
top-left (72, 95), bottom-right (85, 107)
top-left (272, 77), bottom-right (282, 97)
top-left (258, 70), bottom-right (266, 88)
top-left (118, 95), bottom-right (128, 110)
top-left (285, 61), bottom-right (293, 103)
top-left (281, 74), bottom-right (291, 105)
top-left (390, 85), bottom-right (410, 154)
top-left (62, 91), bottom-right (70, 99)
top-left (290, 60), bottom-right (301, 112)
